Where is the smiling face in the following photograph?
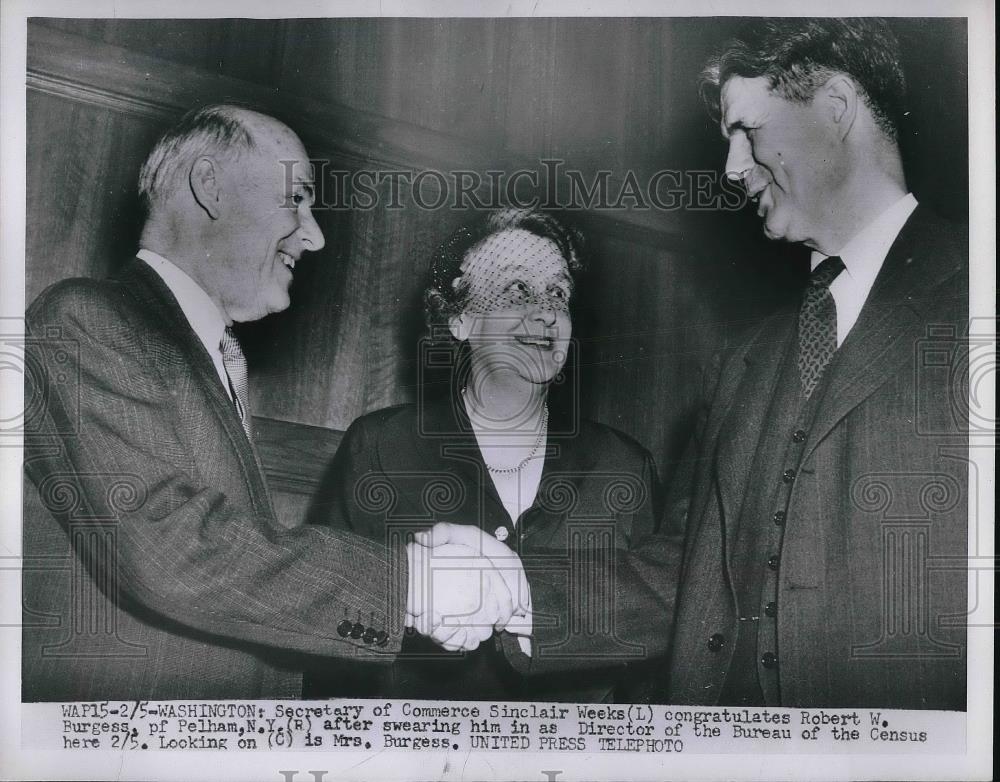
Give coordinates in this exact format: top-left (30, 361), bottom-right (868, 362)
top-left (450, 228), bottom-right (573, 390)
top-left (720, 76), bottom-right (844, 249)
top-left (213, 120), bottom-right (325, 323)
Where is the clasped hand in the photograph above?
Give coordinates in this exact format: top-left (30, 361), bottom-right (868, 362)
top-left (405, 523), bottom-right (532, 652)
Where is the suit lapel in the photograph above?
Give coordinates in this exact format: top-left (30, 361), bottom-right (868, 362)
top-left (118, 259), bottom-right (222, 389)
top-left (528, 413), bottom-right (601, 545)
top-left (412, 397), bottom-right (509, 530)
top-left (713, 314), bottom-right (794, 530)
top-left (802, 207), bottom-right (957, 462)
top-left (115, 258), bottom-right (271, 509)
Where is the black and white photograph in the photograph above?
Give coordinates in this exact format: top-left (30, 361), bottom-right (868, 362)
top-left (0, 1), bottom-right (993, 780)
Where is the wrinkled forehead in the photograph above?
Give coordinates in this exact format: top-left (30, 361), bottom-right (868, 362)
top-left (460, 228), bottom-right (569, 286)
top-left (719, 75), bottom-right (773, 138)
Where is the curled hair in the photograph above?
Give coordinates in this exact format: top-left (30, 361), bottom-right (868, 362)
top-left (424, 208), bottom-right (585, 331)
top-left (700, 18), bottom-right (906, 141)
top-left (138, 104), bottom-right (258, 210)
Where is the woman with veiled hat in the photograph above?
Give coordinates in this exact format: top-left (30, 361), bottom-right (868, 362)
top-left (306, 208), bottom-right (661, 702)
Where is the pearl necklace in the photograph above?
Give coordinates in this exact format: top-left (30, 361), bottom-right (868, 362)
top-left (462, 389), bottom-right (549, 475)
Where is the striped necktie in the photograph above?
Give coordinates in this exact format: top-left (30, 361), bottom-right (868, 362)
top-left (798, 255), bottom-right (846, 398)
top-left (219, 327), bottom-right (252, 438)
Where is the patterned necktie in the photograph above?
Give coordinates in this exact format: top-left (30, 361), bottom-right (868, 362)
top-left (219, 327), bottom-right (252, 438)
top-left (798, 255), bottom-right (846, 398)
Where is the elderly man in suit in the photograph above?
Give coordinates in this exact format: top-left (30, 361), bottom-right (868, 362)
top-left (662, 18), bottom-right (969, 709)
top-left (429, 18), bottom-right (968, 710)
top-left (22, 105), bottom-right (518, 701)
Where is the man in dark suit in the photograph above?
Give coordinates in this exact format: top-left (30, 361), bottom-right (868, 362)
top-left (22, 105), bottom-right (515, 700)
top-left (663, 18), bottom-right (968, 709)
top-left (432, 18), bottom-right (968, 710)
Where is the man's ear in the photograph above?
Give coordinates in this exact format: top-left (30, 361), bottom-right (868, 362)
top-left (189, 156), bottom-right (222, 219)
top-left (821, 75), bottom-right (859, 140)
top-left (449, 314), bottom-right (471, 342)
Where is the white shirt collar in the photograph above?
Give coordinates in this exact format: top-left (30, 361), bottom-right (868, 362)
top-left (809, 193), bottom-right (918, 347)
top-left (137, 249), bottom-right (227, 353)
top-left (136, 249), bottom-right (232, 397)
top-left (810, 192), bottom-right (918, 280)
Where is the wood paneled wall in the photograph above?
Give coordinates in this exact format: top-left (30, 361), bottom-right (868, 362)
top-left (34, 18), bottom-right (678, 177)
top-left (25, 18), bottom-right (968, 523)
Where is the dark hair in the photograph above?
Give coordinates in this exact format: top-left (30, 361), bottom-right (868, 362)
top-left (138, 104), bottom-right (258, 210)
top-left (424, 208), bottom-right (585, 331)
top-left (700, 18), bottom-right (906, 141)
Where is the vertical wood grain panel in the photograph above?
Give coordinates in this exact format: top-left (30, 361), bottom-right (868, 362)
top-left (30, 18), bottom-right (289, 86)
top-left (502, 18), bottom-right (558, 161)
top-left (571, 229), bottom-right (737, 469)
top-left (277, 18), bottom-right (509, 148)
top-left (25, 92), bottom-right (160, 301)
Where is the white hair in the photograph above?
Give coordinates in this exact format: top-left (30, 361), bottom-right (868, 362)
top-left (137, 104), bottom-right (257, 210)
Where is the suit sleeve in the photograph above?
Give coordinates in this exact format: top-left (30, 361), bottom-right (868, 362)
top-left (23, 283), bottom-right (407, 660)
top-left (499, 444), bottom-right (684, 675)
top-left (499, 354), bottom-right (721, 676)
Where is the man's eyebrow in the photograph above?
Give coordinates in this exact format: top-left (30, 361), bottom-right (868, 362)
top-left (723, 119), bottom-right (749, 135)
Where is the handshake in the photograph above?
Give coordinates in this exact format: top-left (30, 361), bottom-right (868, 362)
top-left (404, 523), bottom-right (533, 653)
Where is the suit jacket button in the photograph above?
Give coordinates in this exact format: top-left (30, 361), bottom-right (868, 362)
top-left (767, 554), bottom-right (780, 570)
top-left (707, 633), bottom-right (725, 652)
top-left (792, 429), bottom-right (806, 443)
top-left (362, 627), bottom-right (377, 644)
top-left (761, 652), bottom-right (778, 669)
top-left (350, 622), bottom-right (365, 639)
top-left (764, 601), bottom-right (777, 617)
top-left (772, 511), bottom-right (786, 525)
top-left (337, 619), bottom-right (353, 638)
top-left (782, 468), bottom-right (796, 483)
top-left (375, 630), bottom-right (389, 647)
